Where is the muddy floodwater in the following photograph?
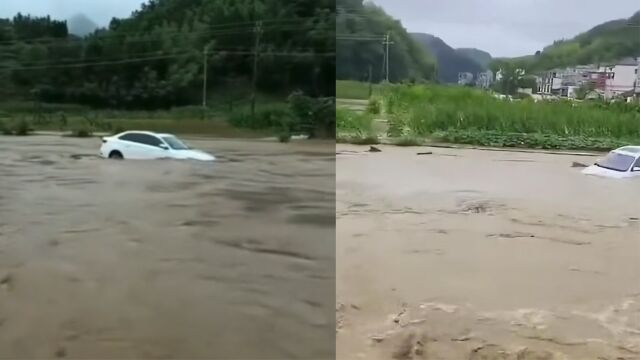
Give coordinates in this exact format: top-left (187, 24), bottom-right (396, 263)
top-left (337, 144), bottom-right (640, 360)
top-left (0, 135), bottom-right (335, 359)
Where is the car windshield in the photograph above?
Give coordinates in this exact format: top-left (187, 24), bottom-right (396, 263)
top-left (161, 136), bottom-right (190, 150)
top-left (595, 152), bottom-right (635, 172)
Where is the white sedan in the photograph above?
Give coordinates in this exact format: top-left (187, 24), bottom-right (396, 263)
top-left (582, 146), bottom-right (640, 178)
top-left (100, 131), bottom-right (216, 161)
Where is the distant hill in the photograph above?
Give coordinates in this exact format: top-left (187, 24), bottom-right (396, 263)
top-left (500, 10), bottom-right (640, 71)
top-left (455, 48), bottom-right (492, 68)
top-left (410, 33), bottom-right (484, 83)
top-left (67, 14), bottom-right (98, 37)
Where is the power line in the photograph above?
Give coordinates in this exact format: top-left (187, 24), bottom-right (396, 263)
top-left (0, 50), bottom-right (335, 72)
top-left (0, 45), bottom-right (332, 68)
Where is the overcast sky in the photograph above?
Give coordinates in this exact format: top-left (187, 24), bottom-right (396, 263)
top-left (372, 0), bottom-right (640, 57)
top-left (0, 0), bottom-right (145, 26)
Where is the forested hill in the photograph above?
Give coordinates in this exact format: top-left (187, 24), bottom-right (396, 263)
top-left (502, 10), bottom-right (640, 71)
top-left (336, 0), bottom-right (436, 83)
top-left (410, 33), bottom-right (483, 83)
top-left (0, 0), bottom-right (335, 109)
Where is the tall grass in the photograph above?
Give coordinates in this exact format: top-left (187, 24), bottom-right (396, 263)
top-left (336, 107), bottom-right (379, 144)
top-left (336, 80), bottom-right (383, 100)
top-left (384, 84), bottom-right (640, 140)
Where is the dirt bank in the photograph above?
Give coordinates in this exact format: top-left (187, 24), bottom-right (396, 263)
top-left (0, 136), bottom-right (335, 359)
top-left (337, 144), bottom-right (640, 359)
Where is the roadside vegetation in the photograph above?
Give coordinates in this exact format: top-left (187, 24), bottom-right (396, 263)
top-left (0, 91), bottom-right (334, 140)
top-left (337, 82), bottom-right (640, 151)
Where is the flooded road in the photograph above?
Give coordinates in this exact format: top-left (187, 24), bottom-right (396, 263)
top-left (0, 135), bottom-right (335, 359)
top-left (337, 144), bottom-right (640, 359)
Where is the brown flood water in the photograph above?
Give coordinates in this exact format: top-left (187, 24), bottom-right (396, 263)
top-left (0, 135), bottom-right (335, 359)
top-left (337, 144), bottom-right (640, 360)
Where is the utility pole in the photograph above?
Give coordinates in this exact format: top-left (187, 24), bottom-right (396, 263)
top-left (250, 20), bottom-right (263, 117)
top-left (202, 44), bottom-right (209, 110)
top-left (382, 32), bottom-right (394, 83)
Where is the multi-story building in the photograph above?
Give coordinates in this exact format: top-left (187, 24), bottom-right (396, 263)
top-left (597, 57), bottom-right (639, 98)
top-left (475, 70), bottom-right (493, 89)
top-left (540, 71), bottom-right (563, 94)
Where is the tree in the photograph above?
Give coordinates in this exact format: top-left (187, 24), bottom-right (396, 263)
top-left (2, 0), bottom-right (336, 108)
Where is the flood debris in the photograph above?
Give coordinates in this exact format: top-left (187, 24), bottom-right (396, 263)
top-left (571, 161), bottom-right (588, 168)
top-left (369, 146), bottom-right (382, 153)
top-left (416, 151), bottom-right (433, 155)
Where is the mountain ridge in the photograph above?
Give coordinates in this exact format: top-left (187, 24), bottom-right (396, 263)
top-left (410, 33), bottom-right (490, 83)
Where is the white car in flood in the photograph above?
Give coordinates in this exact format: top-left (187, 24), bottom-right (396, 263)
top-left (100, 131), bottom-right (215, 161)
top-left (582, 146), bottom-right (640, 178)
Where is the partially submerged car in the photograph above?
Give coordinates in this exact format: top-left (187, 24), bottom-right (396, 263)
top-left (100, 131), bottom-right (216, 161)
top-left (582, 146), bottom-right (640, 178)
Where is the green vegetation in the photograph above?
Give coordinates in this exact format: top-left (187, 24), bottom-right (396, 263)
top-left (336, 80), bottom-right (382, 100)
top-left (336, 0), bottom-right (436, 83)
top-left (497, 11), bottom-right (640, 71)
top-left (1, 118), bottom-right (33, 136)
top-left (0, 0), bottom-right (335, 138)
top-left (337, 82), bottom-right (640, 151)
top-left (336, 107), bottom-right (378, 144)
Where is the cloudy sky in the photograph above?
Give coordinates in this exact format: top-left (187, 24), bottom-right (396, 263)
top-left (1, 0), bottom-right (145, 26)
top-left (372, 0), bottom-right (640, 57)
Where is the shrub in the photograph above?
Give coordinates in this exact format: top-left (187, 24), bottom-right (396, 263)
top-left (13, 119), bottom-right (31, 136)
top-left (70, 126), bottom-right (93, 138)
top-left (367, 97), bottom-right (381, 114)
top-left (288, 91), bottom-right (335, 138)
top-left (227, 105), bottom-right (292, 130)
top-left (278, 131), bottom-right (292, 143)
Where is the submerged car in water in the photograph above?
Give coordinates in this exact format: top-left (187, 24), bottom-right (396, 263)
top-left (582, 146), bottom-right (640, 178)
top-left (100, 131), bottom-right (216, 161)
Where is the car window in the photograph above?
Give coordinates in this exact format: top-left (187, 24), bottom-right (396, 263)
top-left (633, 157), bottom-right (640, 171)
top-left (119, 133), bottom-right (163, 147)
top-left (161, 136), bottom-right (190, 150)
top-left (118, 133), bottom-right (139, 142)
top-left (596, 152), bottom-right (635, 172)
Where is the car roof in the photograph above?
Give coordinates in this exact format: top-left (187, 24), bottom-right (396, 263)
top-left (613, 146), bottom-right (640, 157)
top-left (117, 130), bottom-right (174, 137)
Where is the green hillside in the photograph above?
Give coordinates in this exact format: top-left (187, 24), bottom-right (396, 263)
top-left (0, 0), bottom-right (335, 109)
top-left (336, 0), bottom-right (436, 83)
top-left (503, 11), bottom-right (640, 71)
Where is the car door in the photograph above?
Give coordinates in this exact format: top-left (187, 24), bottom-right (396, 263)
top-left (117, 133), bottom-right (146, 159)
top-left (129, 134), bottom-right (167, 159)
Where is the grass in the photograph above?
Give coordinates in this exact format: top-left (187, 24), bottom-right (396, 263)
top-left (0, 99), bottom-right (289, 138)
top-left (336, 80), bottom-right (383, 100)
top-left (337, 82), bottom-right (640, 151)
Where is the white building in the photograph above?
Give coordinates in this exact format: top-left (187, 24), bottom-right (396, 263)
top-left (458, 72), bottom-right (474, 85)
top-left (475, 70), bottom-right (493, 89)
top-left (540, 71), bottom-right (563, 94)
top-left (598, 57), bottom-right (639, 98)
